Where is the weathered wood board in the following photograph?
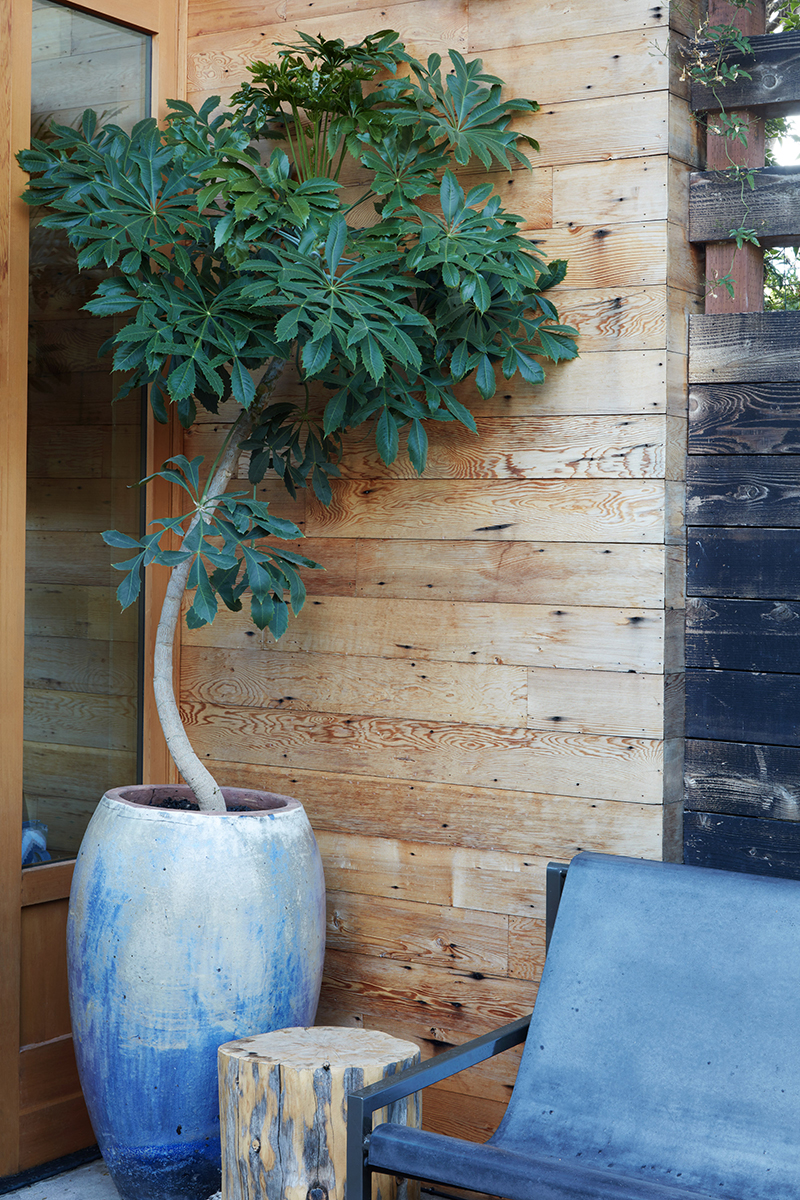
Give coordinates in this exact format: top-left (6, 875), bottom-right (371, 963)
top-left (689, 313), bottom-right (800, 384)
top-left (685, 669), bottom-right (800, 745)
top-left (684, 810), bottom-right (800, 880)
top-left (685, 739), bottom-right (800, 820)
top-left (527, 667), bottom-right (665, 737)
top-left (690, 167), bottom-right (800, 246)
top-left (184, 595), bottom-right (665, 671)
top-left (689, 382), bottom-right (800, 454)
top-left (352, 540), bottom-right (667, 608)
top-left (199, 758), bottom-right (663, 858)
top-left (687, 528), bottom-right (800, 600)
top-left (686, 596), bottom-right (800, 672)
top-left (184, 703), bottom-right (664, 803)
top-left (690, 30), bottom-right (800, 118)
top-left (304, 479), bottom-right (669, 542)
top-left (686, 457), bottom-right (800, 527)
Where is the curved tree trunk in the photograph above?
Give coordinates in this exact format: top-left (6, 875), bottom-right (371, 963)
top-left (153, 359), bottom-right (286, 812)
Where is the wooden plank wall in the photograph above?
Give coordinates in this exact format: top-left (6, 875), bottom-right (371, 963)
top-left (685, 332), bottom-right (800, 875)
top-left (183, 0), bottom-right (701, 1139)
top-left (684, 12), bottom-right (800, 882)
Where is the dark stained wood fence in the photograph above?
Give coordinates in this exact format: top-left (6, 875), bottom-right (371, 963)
top-left (685, 20), bottom-right (800, 876)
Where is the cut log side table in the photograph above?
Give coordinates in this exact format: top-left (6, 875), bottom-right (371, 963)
top-left (218, 1026), bottom-right (421, 1200)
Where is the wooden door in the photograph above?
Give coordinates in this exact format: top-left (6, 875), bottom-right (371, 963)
top-left (0, 0), bottom-right (183, 1177)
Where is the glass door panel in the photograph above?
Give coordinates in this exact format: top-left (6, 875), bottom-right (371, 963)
top-left (24, 0), bottom-right (151, 863)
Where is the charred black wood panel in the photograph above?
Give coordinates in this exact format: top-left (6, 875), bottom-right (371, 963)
top-left (685, 739), bottom-right (800, 819)
top-left (684, 810), bottom-right (800, 880)
top-left (687, 528), bottom-right (800, 599)
top-left (689, 167), bottom-right (800, 246)
top-left (688, 383), bottom-right (800, 455)
top-left (690, 30), bottom-right (800, 118)
top-left (687, 456), bottom-right (800, 526)
top-left (689, 312), bottom-right (800, 384)
top-left (686, 596), bottom-right (800, 671)
top-left (686, 668), bottom-right (800, 744)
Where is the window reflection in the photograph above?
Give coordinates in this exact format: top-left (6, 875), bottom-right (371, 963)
top-left (23, 1), bottom-right (151, 863)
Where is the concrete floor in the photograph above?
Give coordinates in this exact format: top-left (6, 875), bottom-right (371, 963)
top-left (8, 1161), bottom-right (119, 1200)
top-left (8, 1160), bottom-right (222, 1200)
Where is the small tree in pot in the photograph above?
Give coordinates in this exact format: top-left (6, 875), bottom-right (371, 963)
top-left (20, 29), bottom-right (576, 809)
top-left (19, 30), bottom-right (577, 1200)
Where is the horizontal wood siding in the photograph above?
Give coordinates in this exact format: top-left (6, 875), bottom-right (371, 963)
top-left (680, 0), bottom-right (800, 955)
top-left (689, 167), bottom-right (800, 246)
top-left (183, 0), bottom-right (694, 1139)
top-left (686, 313), bottom-right (800, 874)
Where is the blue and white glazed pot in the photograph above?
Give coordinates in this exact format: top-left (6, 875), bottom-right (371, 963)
top-left (67, 785), bottom-right (326, 1200)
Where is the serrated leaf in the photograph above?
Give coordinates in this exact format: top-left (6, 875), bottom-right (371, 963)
top-left (442, 262), bottom-right (460, 288)
top-left (376, 407), bottom-right (399, 465)
top-left (267, 598), bottom-right (289, 640)
top-left (302, 333), bottom-right (332, 376)
top-left (475, 354), bottom-right (496, 399)
top-left (187, 559), bottom-right (217, 625)
top-left (323, 388), bottom-right (348, 436)
top-left (116, 562), bottom-right (143, 609)
top-left (440, 171), bottom-right (463, 223)
top-left (443, 392), bottom-right (478, 433)
top-left (407, 418), bottom-right (428, 475)
top-left (311, 464), bottom-right (332, 506)
top-left (168, 358), bottom-right (196, 402)
top-left (230, 359), bottom-right (256, 408)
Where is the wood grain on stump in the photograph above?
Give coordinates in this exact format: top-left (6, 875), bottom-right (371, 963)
top-left (219, 1026), bottom-right (421, 1200)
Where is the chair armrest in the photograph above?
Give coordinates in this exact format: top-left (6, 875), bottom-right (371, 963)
top-left (351, 1014), bottom-right (530, 1119)
top-left (346, 1012), bottom-right (531, 1197)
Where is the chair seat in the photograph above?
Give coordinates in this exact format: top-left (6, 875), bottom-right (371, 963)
top-left (368, 1124), bottom-right (719, 1200)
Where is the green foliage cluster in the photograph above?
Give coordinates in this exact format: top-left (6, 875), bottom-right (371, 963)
top-left (19, 30), bottom-right (576, 638)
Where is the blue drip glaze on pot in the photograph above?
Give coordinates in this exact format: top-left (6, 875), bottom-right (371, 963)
top-left (68, 787), bottom-right (325, 1200)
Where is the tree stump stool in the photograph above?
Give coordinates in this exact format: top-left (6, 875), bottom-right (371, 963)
top-left (218, 1026), bottom-right (421, 1200)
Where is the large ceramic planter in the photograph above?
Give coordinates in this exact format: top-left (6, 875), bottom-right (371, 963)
top-left (67, 785), bottom-right (326, 1200)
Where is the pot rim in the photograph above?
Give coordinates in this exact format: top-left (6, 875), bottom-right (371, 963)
top-left (103, 784), bottom-right (303, 817)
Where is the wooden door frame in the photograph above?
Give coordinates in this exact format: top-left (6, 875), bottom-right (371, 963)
top-left (0, 0), bottom-right (185, 1175)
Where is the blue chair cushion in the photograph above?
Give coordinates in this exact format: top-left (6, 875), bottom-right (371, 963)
top-left (368, 1124), bottom-right (718, 1200)
top-left (367, 853), bottom-right (800, 1200)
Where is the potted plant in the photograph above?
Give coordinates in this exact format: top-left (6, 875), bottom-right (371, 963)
top-left (19, 29), bottom-right (576, 1200)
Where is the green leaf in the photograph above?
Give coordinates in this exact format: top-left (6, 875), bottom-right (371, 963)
top-left (443, 392), bottom-right (478, 433)
top-left (407, 418), bottom-right (428, 475)
top-left (440, 170), bottom-right (463, 222)
top-left (102, 529), bottom-right (142, 549)
top-left (187, 559), bottom-right (218, 626)
top-left (168, 358), bottom-right (196, 402)
top-left (311, 463), bottom-right (332, 505)
top-left (267, 598), bottom-right (289, 640)
top-left (302, 333), bottom-right (333, 375)
top-left (115, 559), bottom-right (144, 609)
top-left (250, 592), bottom-right (275, 631)
top-left (376, 406), bottom-right (399, 464)
top-left (230, 359), bottom-right (256, 408)
top-left (325, 214), bottom-right (348, 273)
top-left (323, 388), bottom-right (349, 435)
top-left (241, 544), bottom-right (271, 599)
top-left (475, 353), bottom-right (496, 399)
top-left (442, 261), bottom-right (460, 288)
